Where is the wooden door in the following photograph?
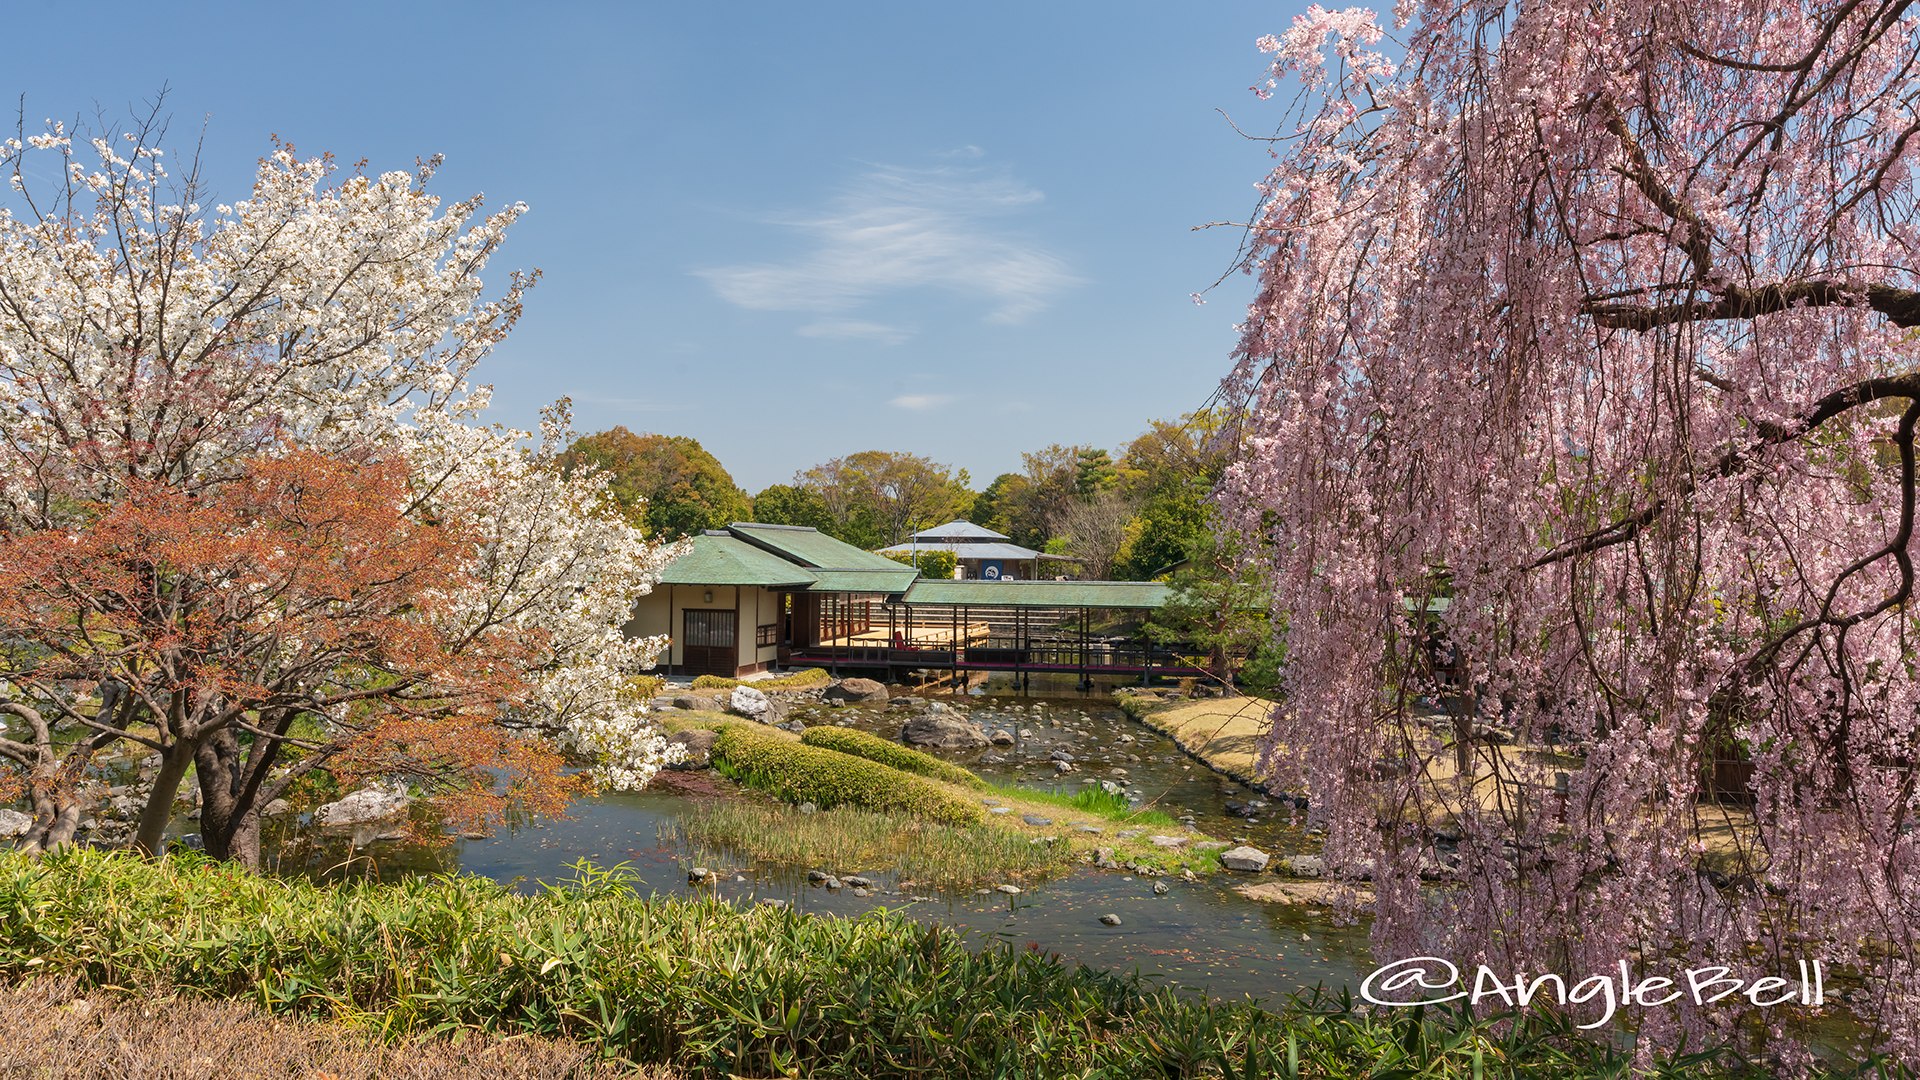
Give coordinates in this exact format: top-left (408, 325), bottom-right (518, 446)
top-left (683, 609), bottom-right (738, 677)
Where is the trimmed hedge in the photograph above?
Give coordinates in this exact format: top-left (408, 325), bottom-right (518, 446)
top-left (801, 727), bottom-right (988, 791)
top-left (691, 667), bottom-right (830, 691)
top-left (711, 724), bottom-right (982, 825)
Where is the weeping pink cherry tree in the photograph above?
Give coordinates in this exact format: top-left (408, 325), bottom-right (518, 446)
top-left (1219, 0), bottom-right (1920, 1063)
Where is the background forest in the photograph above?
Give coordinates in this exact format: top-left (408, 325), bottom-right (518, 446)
top-left (559, 410), bottom-right (1237, 582)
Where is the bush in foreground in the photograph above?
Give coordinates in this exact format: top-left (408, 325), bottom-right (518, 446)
top-left (1, 849), bottom-right (1851, 1080)
top-left (711, 724), bottom-right (982, 825)
top-left (801, 726), bottom-right (988, 790)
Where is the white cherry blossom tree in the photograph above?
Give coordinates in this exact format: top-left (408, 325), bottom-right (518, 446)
top-left (0, 105), bottom-right (679, 864)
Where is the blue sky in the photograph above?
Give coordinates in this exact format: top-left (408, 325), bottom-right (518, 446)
top-left (9, 2), bottom-right (1304, 492)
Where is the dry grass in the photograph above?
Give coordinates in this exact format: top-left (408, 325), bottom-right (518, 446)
top-left (0, 978), bottom-right (675, 1080)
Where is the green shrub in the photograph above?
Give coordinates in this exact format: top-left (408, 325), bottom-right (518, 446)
top-left (711, 725), bottom-right (982, 825)
top-left (801, 727), bottom-right (987, 790)
top-left (690, 668), bottom-right (830, 691)
top-left (624, 674), bottom-right (667, 700)
top-left (882, 549), bottom-right (957, 580)
top-left (0, 849), bottom-right (1816, 1080)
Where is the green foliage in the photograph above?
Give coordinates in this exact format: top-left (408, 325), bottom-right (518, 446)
top-left (689, 668), bottom-right (830, 691)
top-left (800, 726), bottom-right (987, 790)
top-left (561, 427), bottom-right (751, 540)
top-left (792, 451), bottom-right (974, 549)
top-left (1074, 448), bottom-right (1118, 496)
top-left (1113, 480), bottom-right (1210, 580)
top-left (1145, 518), bottom-right (1274, 688)
top-left (881, 549), bottom-right (957, 580)
top-left (710, 724), bottom-right (983, 825)
top-left (968, 474), bottom-right (1020, 536)
top-left (748, 484), bottom-right (833, 532)
top-left (0, 848), bottom-right (1815, 1080)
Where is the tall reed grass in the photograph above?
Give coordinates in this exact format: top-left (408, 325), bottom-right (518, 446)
top-left (675, 801), bottom-right (1074, 886)
top-left (4, 849), bottom-right (1890, 1079)
top-left (986, 780), bottom-right (1180, 828)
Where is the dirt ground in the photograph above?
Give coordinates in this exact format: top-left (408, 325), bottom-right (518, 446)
top-left (0, 978), bottom-right (676, 1080)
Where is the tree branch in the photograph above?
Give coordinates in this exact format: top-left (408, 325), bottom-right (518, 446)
top-left (1585, 280), bottom-right (1920, 330)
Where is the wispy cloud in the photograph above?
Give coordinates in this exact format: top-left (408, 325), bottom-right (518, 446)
top-left (796, 318), bottom-right (911, 344)
top-left (890, 393), bottom-right (956, 411)
top-left (697, 159), bottom-right (1080, 332)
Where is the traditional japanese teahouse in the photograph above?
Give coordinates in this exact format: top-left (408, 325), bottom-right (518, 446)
top-left (874, 519), bottom-right (1078, 581)
top-left (626, 523), bottom-right (914, 678)
top-left (630, 522), bottom-right (1199, 683)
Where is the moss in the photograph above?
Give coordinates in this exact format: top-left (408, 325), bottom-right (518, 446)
top-left (711, 724), bottom-right (982, 825)
top-left (800, 727), bottom-right (988, 790)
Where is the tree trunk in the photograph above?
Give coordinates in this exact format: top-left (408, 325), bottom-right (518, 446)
top-left (131, 742), bottom-right (198, 857)
top-left (15, 771), bottom-right (83, 855)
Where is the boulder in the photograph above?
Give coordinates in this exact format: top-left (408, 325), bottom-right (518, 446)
top-left (898, 708), bottom-right (989, 749)
top-left (1285, 854), bottom-right (1326, 877)
top-left (261, 799), bottom-right (293, 818)
top-left (1093, 847), bottom-right (1121, 869)
top-left (1148, 835), bottom-right (1189, 848)
top-left (1220, 845), bottom-right (1272, 872)
top-left (1099, 914), bottom-right (1123, 926)
top-left (0, 807), bottom-right (32, 838)
top-left (824, 678), bottom-right (889, 703)
top-left (728, 685), bottom-right (786, 724)
top-left (314, 785), bottom-right (412, 826)
top-left (666, 728), bottom-right (719, 769)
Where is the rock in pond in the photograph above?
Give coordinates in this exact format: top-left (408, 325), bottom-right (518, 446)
top-left (899, 705), bottom-right (989, 748)
top-left (314, 785), bottom-right (412, 826)
top-left (728, 685), bottom-right (786, 724)
top-left (1285, 854), bottom-right (1326, 877)
top-left (995, 884), bottom-right (1023, 894)
top-left (823, 677), bottom-right (889, 703)
top-left (261, 798), bottom-right (293, 817)
top-left (1099, 914), bottom-right (1123, 926)
top-left (0, 808), bottom-right (32, 837)
top-left (665, 728), bottom-right (719, 769)
top-left (1219, 845), bottom-right (1271, 872)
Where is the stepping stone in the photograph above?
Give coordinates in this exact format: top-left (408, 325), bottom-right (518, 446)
top-left (1022, 814), bottom-right (1053, 826)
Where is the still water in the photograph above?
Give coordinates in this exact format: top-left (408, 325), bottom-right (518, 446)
top-left (259, 680), bottom-right (1376, 1004)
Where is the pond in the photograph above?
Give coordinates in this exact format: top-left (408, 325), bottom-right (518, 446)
top-left (12, 681), bottom-right (1377, 1006)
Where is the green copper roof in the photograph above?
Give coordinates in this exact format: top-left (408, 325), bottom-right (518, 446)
top-left (803, 568), bottom-right (919, 595)
top-left (658, 534), bottom-right (819, 588)
top-left (897, 580), bottom-right (1172, 609)
top-left (727, 523), bottom-right (909, 571)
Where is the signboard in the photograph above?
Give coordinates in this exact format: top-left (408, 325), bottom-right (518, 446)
top-left (980, 560), bottom-right (1005, 581)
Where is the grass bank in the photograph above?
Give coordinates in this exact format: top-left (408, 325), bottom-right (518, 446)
top-left (1, 849), bottom-right (1863, 1080)
top-left (704, 720), bottom-right (1232, 879)
top-left (674, 801), bottom-right (1077, 888)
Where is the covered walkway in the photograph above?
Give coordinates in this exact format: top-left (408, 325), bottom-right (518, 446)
top-left (787, 580), bottom-right (1206, 684)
